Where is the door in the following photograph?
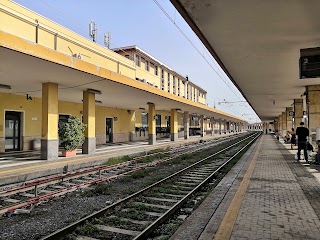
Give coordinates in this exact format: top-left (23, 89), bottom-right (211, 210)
top-left (106, 118), bottom-right (113, 143)
top-left (5, 111), bottom-right (21, 151)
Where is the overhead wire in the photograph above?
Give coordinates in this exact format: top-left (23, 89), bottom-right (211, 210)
top-left (152, 0), bottom-right (244, 101)
top-left (31, 0), bottom-right (256, 119)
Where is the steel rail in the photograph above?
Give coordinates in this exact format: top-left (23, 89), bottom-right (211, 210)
top-left (0, 134), bottom-right (240, 215)
top-left (134, 132), bottom-right (261, 239)
top-left (41, 132), bottom-right (259, 240)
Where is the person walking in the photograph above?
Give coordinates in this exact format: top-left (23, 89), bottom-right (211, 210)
top-left (290, 128), bottom-right (296, 150)
top-left (296, 122), bottom-right (309, 162)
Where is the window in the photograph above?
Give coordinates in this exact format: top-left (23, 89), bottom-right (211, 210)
top-left (173, 76), bottom-right (176, 94)
top-left (161, 69), bottom-right (165, 90)
top-left (145, 60), bottom-right (149, 71)
top-left (156, 114), bottom-right (161, 127)
top-left (155, 66), bottom-right (158, 76)
top-left (141, 113), bottom-right (148, 127)
top-left (125, 55), bottom-right (130, 59)
top-left (135, 55), bottom-right (140, 67)
top-left (168, 73), bottom-right (170, 93)
top-left (187, 85), bottom-right (189, 99)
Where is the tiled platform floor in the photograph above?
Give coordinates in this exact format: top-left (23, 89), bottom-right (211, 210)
top-left (172, 134), bottom-right (320, 240)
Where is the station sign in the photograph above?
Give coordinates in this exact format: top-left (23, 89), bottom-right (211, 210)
top-left (300, 55), bottom-right (320, 79)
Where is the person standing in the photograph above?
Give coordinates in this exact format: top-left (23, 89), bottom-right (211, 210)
top-left (290, 128), bottom-right (296, 150)
top-left (296, 122), bottom-right (309, 162)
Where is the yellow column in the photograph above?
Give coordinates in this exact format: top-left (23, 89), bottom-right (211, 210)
top-left (148, 103), bottom-right (156, 145)
top-left (282, 111), bottom-right (287, 137)
top-left (184, 111), bottom-right (190, 139)
top-left (129, 111), bottom-right (136, 141)
top-left (293, 99), bottom-right (303, 128)
top-left (211, 117), bottom-right (215, 136)
top-left (41, 82), bottom-right (58, 160)
top-left (279, 114), bottom-right (282, 133)
top-left (83, 91), bottom-right (95, 154)
top-left (170, 109), bottom-right (178, 141)
top-left (306, 85), bottom-right (320, 144)
top-left (286, 107), bottom-right (293, 133)
top-left (200, 115), bottom-right (205, 137)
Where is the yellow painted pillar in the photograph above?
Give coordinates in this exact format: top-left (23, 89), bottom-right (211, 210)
top-left (148, 103), bottom-right (156, 145)
top-left (200, 115), bottom-right (205, 137)
top-left (279, 114), bottom-right (283, 134)
top-left (184, 111), bottom-right (190, 139)
top-left (282, 111), bottom-right (287, 137)
top-left (211, 117), bottom-right (215, 136)
top-left (129, 111), bottom-right (136, 141)
top-left (82, 91), bottom-right (96, 154)
top-left (286, 107), bottom-right (293, 133)
top-left (306, 85), bottom-right (320, 144)
top-left (170, 109), bottom-right (178, 141)
top-left (41, 82), bottom-right (58, 160)
top-left (293, 99), bottom-right (303, 129)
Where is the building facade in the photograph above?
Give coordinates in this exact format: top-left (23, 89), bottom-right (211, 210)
top-left (0, 0), bottom-right (244, 157)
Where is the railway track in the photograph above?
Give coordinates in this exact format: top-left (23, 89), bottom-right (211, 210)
top-left (0, 133), bottom-right (244, 217)
top-left (42, 132), bottom-right (261, 240)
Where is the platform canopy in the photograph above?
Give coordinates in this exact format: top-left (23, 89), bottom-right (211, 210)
top-left (0, 44), bottom-right (243, 123)
top-left (171, 0), bottom-right (320, 120)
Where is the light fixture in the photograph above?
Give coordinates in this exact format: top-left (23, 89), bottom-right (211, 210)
top-left (0, 84), bottom-right (11, 90)
top-left (95, 100), bottom-right (102, 104)
top-left (139, 107), bottom-right (145, 110)
top-left (87, 88), bottom-right (102, 95)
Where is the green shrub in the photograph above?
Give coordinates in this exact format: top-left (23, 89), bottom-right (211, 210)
top-left (58, 116), bottom-right (86, 151)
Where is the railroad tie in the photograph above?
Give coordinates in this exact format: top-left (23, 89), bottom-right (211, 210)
top-left (160, 193), bottom-right (185, 198)
top-left (95, 225), bottom-right (140, 236)
top-left (20, 193), bottom-right (37, 198)
top-left (132, 202), bottom-right (171, 210)
top-left (76, 236), bottom-right (99, 240)
top-left (144, 196), bottom-right (179, 203)
top-left (4, 198), bottom-right (20, 203)
top-left (144, 211), bottom-right (163, 217)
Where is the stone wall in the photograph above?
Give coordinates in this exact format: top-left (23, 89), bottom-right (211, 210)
top-left (23, 136), bottom-right (41, 151)
top-left (96, 134), bottom-right (106, 145)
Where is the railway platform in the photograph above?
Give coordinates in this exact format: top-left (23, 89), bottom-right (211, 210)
top-left (0, 133), bottom-right (235, 186)
top-left (171, 134), bottom-right (320, 240)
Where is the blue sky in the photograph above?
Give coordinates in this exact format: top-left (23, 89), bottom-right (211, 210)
top-left (13, 0), bottom-right (259, 122)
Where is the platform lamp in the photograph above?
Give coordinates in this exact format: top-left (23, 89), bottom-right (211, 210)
top-left (0, 84), bottom-right (11, 89)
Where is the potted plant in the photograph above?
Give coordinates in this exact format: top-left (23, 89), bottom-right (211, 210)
top-left (58, 116), bottom-right (86, 157)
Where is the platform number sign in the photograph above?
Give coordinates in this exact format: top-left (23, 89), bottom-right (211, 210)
top-left (289, 111), bottom-right (294, 117)
top-left (300, 55), bottom-right (320, 79)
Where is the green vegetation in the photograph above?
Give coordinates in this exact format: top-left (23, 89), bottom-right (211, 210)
top-left (81, 183), bottom-right (110, 197)
top-left (75, 222), bottom-right (98, 236)
top-left (121, 168), bottom-right (155, 182)
top-left (104, 155), bottom-right (132, 165)
top-left (153, 219), bottom-right (183, 238)
top-left (58, 116), bottom-right (86, 151)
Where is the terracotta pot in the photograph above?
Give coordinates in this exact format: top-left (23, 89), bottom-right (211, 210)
top-left (62, 149), bottom-right (77, 157)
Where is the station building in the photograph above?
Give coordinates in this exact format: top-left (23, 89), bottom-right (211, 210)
top-left (0, 0), bottom-right (245, 159)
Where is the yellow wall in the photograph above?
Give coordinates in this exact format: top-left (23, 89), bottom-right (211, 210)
top-left (0, 93), bottom-right (134, 139)
top-left (0, 93), bottom-right (42, 137)
top-left (0, 0), bottom-right (135, 79)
